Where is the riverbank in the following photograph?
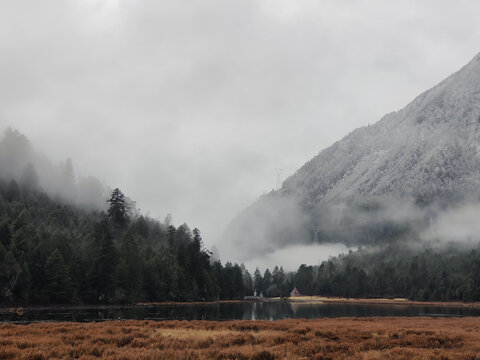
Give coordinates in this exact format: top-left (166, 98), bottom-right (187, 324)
top-left (1, 317), bottom-right (479, 359)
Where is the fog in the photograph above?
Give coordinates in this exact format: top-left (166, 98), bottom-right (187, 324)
top-left (0, 128), bottom-right (108, 210)
top-left (243, 243), bottom-right (352, 273)
top-left (2, 1), bottom-right (480, 269)
top-left (421, 203), bottom-right (480, 247)
top-left (223, 186), bottom-right (480, 265)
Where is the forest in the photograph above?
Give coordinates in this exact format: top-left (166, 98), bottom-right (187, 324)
top-left (310, 244), bottom-right (480, 301)
top-left (2, 174), bottom-right (480, 305)
top-left (253, 245), bottom-right (480, 302)
top-left (0, 181), bottom-right (248, 305)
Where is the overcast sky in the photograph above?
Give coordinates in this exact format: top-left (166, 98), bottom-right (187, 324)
top-left (1, 0), bottom-right (480, 263)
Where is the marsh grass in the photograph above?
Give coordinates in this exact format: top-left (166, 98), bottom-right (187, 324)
top-left (1, 318), bottom-right (480, 359)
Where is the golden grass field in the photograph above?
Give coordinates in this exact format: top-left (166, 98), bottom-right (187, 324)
top-left (1, 317), bottom-right (480, 360)
top-left (284, 296), bottom-right (480, 309)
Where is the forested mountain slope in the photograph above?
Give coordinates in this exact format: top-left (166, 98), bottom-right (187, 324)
top-left (0, 129), bottom-right (248, 305)
top-left (226, 52), bottom-right (480, 258)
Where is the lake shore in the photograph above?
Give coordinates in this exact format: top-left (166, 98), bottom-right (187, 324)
top-left (0, 300), bottom-right (250, 314)
top-left (285, 296), bottom-right (480, 308)
top-left (1, 317), bottom-right (479, 359)
top-left (2, 296), bottom-right (480, 315)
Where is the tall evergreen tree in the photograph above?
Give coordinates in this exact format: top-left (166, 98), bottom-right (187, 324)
top-left (107, 188), bottom-right (129, 227)
top-left (44, 249), bottom-right (74, 303)
top-left (263, 268), bottom-right (272, 296)
top-left (243, 269), bottom-right (253, 296)
top-left (232, 264), bottom-right (244, 299)
top-left (117, 231), bottom-right (142, 303)
top-left (253, 267), bottom-right (263, 295)
top-left (90, 220), bottom-right (116, 303)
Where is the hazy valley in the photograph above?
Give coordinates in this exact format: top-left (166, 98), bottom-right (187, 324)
top-left (3, 1), bottom-right (480, 358)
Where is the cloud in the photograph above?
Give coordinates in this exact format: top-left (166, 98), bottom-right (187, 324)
top-left (1, 0), bottom-right (480, 260)
top-left (421, 203), bottom-right (480, 246)
top-left (0, 128), bottom-right (108, 210)
top-left (243, 243), bottom-right (351, 273)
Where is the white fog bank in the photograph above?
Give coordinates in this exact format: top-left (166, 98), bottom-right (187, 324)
top-left (241, 243), bottom-right (352, 273)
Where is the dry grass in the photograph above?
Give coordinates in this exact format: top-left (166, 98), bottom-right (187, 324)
top-left (1, 317), bottom-right (480, 359)
top-left (285, 296), bottom-right (480, 308)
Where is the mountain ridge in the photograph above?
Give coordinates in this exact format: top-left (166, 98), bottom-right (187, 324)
top-left (224, 52), bottom-right (480, 259)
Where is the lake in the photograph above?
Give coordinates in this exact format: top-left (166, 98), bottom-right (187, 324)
top-left (2, 301), bottom-right (480, 323)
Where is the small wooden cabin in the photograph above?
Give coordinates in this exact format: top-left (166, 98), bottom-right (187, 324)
top-left (290, 287), bottom-right (302, 297)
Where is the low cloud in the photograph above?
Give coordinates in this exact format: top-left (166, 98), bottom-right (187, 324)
top-left (421, 203), bottom-right (480, 246)
top-left (0, 128), bottom-right (108, 211)
top-left (242, 243), bottom-right (351, 273)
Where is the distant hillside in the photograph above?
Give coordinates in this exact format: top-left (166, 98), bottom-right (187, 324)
top-left (225, 52), bottom-right (480, 259)
top-left (0, 128), bottom-right (107, 210)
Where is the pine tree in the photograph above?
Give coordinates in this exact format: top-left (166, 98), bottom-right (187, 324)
top-left (243, 269), bottom-right (253, 296)
top-left (186, 228), bottom-right (205, 300)
top-left (107, 188), bottom-right (129, 227)
top-left (272, 266), bottom-right (285, 286)
top-left (232, 264), bottom-right (244, 299)
top-left (44, 249), bottom-right (74, 303)
top-left (167, 225), bottom-right (176, 247)
top-left (192, 228), bottom-right (202, 252)
top-left (117, 231), bottom-right (142, 303)
top-left (263, 269), bottom-right (272, 297)
top-left (90, 220), bottom-right (116, 303)
top-left (253, 267), bottom-right (263, 295)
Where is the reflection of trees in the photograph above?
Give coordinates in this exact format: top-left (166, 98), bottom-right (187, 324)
top-left (249, 302), bottom-right (295, 320)
top-left (2, 302), bottom-right (480, 323)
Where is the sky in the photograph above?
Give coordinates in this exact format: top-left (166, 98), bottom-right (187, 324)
top-left (1, 0), bottom-right (480, 268)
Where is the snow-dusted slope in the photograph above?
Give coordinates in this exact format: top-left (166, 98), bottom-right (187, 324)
top-left (225, 52), bottom-right (480, 259)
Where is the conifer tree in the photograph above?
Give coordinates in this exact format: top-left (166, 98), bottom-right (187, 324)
top-left (90, 220), bottom-right (116, 303)
top-left (242, 269), bottom-right (253, 296)
top-left (44, 249), bottom-right (73, 303)
top-left (253, 267), bottom-right (263, 295)
top-left (117, 231), bottom-right (142, 303)
top-left (263, 268), bottom-right (272, 296)
top-left (107, 188), bottom-right (129, 227)
top-left (232, 264), bottom-right (244, 299)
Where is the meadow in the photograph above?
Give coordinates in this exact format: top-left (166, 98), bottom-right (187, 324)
top-left (1, 317), bottom-right (480, 359)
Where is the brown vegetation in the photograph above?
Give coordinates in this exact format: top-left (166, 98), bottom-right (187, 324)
top-left (286, 296), bottom-right (480, 308)
top-left (1, 317), bottom-right (480, 359)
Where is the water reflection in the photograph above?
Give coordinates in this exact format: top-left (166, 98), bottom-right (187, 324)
top-left (1, 301), bottom-right (480, 323)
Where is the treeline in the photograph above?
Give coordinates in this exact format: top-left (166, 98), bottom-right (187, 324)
top-left (287, 244), bottom-right (480, 301)
top-left (0, 181), bottom-right (247, 305)
top-left (248, 266), bottom-right (292, 298)
top-left (4, 177), bottom-right (480, 305)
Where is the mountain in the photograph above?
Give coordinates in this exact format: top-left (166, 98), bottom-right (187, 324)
top-left (225, 52), bottom-right (480, 259)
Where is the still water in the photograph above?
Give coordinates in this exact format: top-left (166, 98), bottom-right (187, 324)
top-left (2, 301), bottom-right (480, 323)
